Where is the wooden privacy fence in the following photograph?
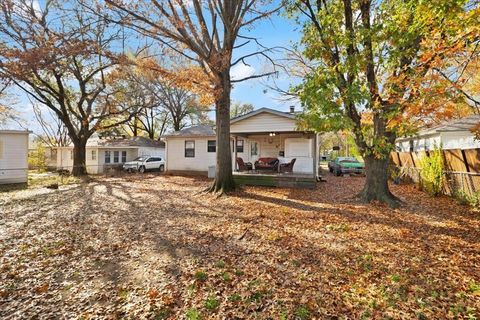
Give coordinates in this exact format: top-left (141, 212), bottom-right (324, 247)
top-left (390, 148), bottom-right (480, 196)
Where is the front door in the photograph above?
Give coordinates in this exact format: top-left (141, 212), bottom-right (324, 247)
top-left (250, 141), bottom-right (260, 164)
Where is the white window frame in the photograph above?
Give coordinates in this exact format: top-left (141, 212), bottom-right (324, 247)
top-left (91, 150), bottom-right (97, 160)
top-left (105, 151), bottom-right (111, 163)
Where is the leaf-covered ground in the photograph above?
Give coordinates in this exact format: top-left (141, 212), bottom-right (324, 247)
top-left (1, 174), bottom-right (479, 319)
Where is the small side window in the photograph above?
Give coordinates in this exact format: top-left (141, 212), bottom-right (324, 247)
top-left (185, 141), bottom-right (195, 158)
top-left (207, 140), bottom-right (216, 153)
top-left (236, 139), bottom-right (244, 153)
top-left (105, 151), bottom-right (111, 163)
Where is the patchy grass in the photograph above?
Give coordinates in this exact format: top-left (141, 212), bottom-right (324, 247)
top-left (0, 174), bottom-right (479, 319)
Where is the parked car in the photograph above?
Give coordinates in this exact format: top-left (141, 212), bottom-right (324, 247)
top-left (123, 156), bottom-right (165, 173)
top-left (328, 157), bottom-right (365, 176)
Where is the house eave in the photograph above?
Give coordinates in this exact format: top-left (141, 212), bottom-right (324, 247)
top-left (230, 107), bottom-right (296, 124)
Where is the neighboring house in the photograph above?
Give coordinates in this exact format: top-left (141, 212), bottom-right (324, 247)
top-left (0, 130), bottom-right (30, 184)
top-left (396, 115), bottom-right (480, 152)
top-left (57, 134), bottom-right (165, 174)
top-left (163, 107), bottom-right (318, 176)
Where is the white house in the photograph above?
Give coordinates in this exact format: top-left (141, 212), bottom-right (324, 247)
top-left (0, 130), bottom-right (30, 184)
top-left (163, 107), bottom-right (318, 177)
top-left (57, 134), bottom-right (165, 174)
top-left (396, 115), bottom-right (480, 152)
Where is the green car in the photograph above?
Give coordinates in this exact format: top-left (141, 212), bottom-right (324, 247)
top-left (328, 157), bottom-right (365, 176)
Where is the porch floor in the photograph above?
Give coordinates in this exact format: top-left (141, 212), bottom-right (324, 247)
top-left (233, 171), bottom-right (316, 189)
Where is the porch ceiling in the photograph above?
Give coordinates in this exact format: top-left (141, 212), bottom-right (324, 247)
top-left (230, 131), bottom-right (314, 137)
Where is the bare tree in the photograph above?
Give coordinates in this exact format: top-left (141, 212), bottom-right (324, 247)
top-left (32, 104), bottom-right (71, 148)
top-left (0, 0), bottom-right (136, 176)
top-left (143, 78), bottom-right (209, 132)
top-left (231, 102), bottom-right (254, 118)
top-left (0, 80), bottom-right (20, 127)
top-left (104, 0), bottom-right (281, 193)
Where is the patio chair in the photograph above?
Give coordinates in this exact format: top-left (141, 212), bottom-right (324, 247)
top-left (236, 157), bottom-right (253, 171)
top-left (280, 158), bottom-right (296, 173)
top-left (254, 157), bottom-right (279, 171)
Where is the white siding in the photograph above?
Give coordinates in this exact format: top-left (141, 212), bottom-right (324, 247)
top-left (166, 134), bottom-right (314, 174)
top-left (0, 132), bottom-right (29, 184)
top-left (57, 147), bottom-right (141, 174)
top-left (441, 132), bottom-right (480, 150)
top-left (231, 112), bottom-right (297, 133)
top-left (97, 148), bottom-right (138, 173)
top-left (284, 137), bottom-right (313, 173)
top-left (57, 147), bottom-right (103, 174)
top-left (166, 138), bottom-right (216, 172)
top-left (396, 132), bottom-right (480, 151)
top-left (138, 147), bottom-right (165, 158)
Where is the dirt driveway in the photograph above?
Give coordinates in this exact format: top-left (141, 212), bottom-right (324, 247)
top-left (1, 174), bottom-right (479, 319)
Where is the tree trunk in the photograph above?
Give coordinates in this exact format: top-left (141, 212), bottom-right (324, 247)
top-left (359, 155), bottom-right (399, 208)
top-left (71, 139), bottom-right (87, 176)
top-left (207, 71), bottom-right (235, 193)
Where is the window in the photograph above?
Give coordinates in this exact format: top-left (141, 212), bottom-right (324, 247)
top-left (185, 140), bottom-right (195, 157)
top-left (121, 151), bottom-right (127, 163)
top-left (113, 151), bottom-right (119, 163)
top-left (105, 151), bottom-right (111, 163)
top-left (207, 140), bottom-right (216, 153)
top-left (236, 139), bottom-right (244, 153)
top-left (91, 150), bottom-right (96, 160)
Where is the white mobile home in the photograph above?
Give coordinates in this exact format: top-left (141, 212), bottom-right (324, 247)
top-left (163, 107), bottom-right (318, 180)
top-left (57, 135), bottom-right (165, 174)
top-left (396, 115), bottom-right (480, 152)
top-left (0, 130), bottom-right (30, 184)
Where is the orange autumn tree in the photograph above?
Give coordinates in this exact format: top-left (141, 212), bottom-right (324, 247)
top-left (0, 0), bottom-right (137, 176)
top-left (290, 0), bottom-right (479, 207)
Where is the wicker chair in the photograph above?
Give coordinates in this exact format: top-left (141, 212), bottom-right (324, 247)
top-left (280, 158), bottom-right (296, 173)
top-left (236, 157), bottom-right (253, 171)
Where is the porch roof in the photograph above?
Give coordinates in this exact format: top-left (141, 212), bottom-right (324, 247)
top-left (230, 131), bottom-right (314, 136)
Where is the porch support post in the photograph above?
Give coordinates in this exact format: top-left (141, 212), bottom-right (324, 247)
top-left (234, 135), bottom-right (238, 172)
top-left (313, 133), bottom-right (317, 178)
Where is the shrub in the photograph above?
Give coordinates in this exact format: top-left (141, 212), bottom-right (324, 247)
top-left (418, 148), bottom-right (444, 196)
top-left (455, 190), bottom-right (480, 209)
top-left (28, 144), bottom-right (47, 172)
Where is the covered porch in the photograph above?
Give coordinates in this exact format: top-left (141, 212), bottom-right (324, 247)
top-left (227, 107), bottom-right (319, 188)
top-left (230, 131), bottom-right (318, 188)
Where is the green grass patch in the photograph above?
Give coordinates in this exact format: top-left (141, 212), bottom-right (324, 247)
top-left (185, 308), bottom-right (201, 320)
top-left (204, 296), bottom-right (219, 310)
top-left (194, 270), bottom-right (207, 282)
top-left (294, 305), bottom-right (311, 320)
